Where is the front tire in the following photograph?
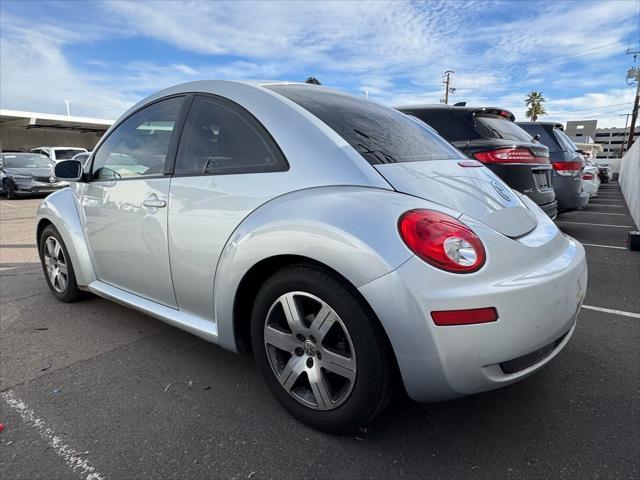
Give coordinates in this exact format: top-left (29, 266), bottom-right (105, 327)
top-left (4, 180), bottom-right (16, 199)
top-left (39, 225), bottom-right (83, 302)
top-left (251, 264), bottom-right (395, 433)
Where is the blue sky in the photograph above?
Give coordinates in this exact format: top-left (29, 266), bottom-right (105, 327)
top-left (1, 0), bottom-right (639, 127)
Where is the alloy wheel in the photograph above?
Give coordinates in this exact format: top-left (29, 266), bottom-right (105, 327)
top-left (263, 291), bottom-right (356, 410)
top-left (43, 236), bottom-right (68, 293)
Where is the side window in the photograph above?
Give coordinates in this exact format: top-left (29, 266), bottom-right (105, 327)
top-left (92, 96), bottom-right (184, 180)
top-left (175, 95), bottom-right (287, 176)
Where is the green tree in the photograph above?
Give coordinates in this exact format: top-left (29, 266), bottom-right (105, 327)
top-left (525, 91), bottom-right (547, 121)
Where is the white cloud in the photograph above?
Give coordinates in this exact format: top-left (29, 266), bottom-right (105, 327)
top-left (0, 0), bottom-right (637, 128)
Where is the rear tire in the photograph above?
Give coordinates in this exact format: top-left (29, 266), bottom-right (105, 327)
top-left (251, 264), bottom-right (395, 433)
top-left (4, 180), bottom-right (16, 199)
top-left (39, 225), bottom-right (83, 302)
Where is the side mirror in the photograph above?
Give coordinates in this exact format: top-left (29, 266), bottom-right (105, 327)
top-left (54, 159), bottom-right (83, 181)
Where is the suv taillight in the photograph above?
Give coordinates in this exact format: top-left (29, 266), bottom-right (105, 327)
top-left (583, 173), bottom-right (595, 180)
top-left (398, 209), bottom-right (485, 273)
top-left (552, 161), bottom-right (583, 176)
top-left (473, 148), bottom-right (546, 164)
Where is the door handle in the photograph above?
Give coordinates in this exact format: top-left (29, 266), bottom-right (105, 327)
top-left (143, 198), bottom-right (167, 208)
top-left (142, 194), bottom-right (167, 212)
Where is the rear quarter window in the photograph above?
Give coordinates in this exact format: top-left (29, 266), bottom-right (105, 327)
top-left (266, 85), bottom-right (463, 164)
top-left (553, 128), bottom-right (579, 153)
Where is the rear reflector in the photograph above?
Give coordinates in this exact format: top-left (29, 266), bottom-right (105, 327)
top-left (458, 160), bottom-right (484, 167)
top-left (473, 148), bottom-right (547, 164)
top-left (431, 307), bottom-right (498, 326)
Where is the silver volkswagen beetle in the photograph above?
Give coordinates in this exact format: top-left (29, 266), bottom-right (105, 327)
top-left (38, 81), bottom-right (587, 432)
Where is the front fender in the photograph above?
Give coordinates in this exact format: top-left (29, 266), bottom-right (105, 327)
top-left (213, 186), bottom-right (460, 351)
top-left (36, 187), bottom-right (95, 287)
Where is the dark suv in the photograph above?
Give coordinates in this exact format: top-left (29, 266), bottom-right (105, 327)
top-left (398, 105), bottom-right (557, 218)
top-left (517, 122), bottom-right (588, 214)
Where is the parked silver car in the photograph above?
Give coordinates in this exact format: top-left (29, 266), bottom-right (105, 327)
top-left (29, 146), bottom-right (88, 163)
top-left (38, 81), bottom-right (587, 432)
top-left (0, 152), bottom-right (68, 199)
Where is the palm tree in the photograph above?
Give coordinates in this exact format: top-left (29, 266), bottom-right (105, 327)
top-left (525, 91), bottom-right (547, 121)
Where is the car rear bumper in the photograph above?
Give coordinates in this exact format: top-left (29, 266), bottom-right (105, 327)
top-left (359, 233), bottom-right (587, 403)
top-left (553, 175), bottom-right (587, 213)
top-left (13, 179), bottom-right (69, 194)
top-left (539, 199), bottom-right (558, 219)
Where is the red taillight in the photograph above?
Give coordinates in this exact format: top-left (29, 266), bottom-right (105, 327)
top-left (552, 161), bottom-right (583, 176)
top-left (431, 307), bottom-right (498, 326)
top-left (473, 148), bottom-right (545, 164)
top-left (583, 173), bottom-right (594, 180)
top-left (398, 209), bottom-right (485, 273)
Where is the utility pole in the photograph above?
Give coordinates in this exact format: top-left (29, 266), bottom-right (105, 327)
top-left (619, 113), bottom-right (631, 156)
top-left (624, 49), bottom-right (640, 152)
top-left (441, 70), bottom-right (455, 104)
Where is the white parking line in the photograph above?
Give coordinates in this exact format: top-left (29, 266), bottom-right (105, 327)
top-left (572, 211), bottom-right (626, 216)
top-left (0, 391), bottom-right (105, 480)
top-left (587, 204), bottom-right (624, 208)
top-left (582, 305), bottom-right (640, 319)
top-left (0, 201), bottom-right (21, 208)
top-left (582, 243), bottom-right (628, 250)
top-left (555, 221), bottom-right (631, 228)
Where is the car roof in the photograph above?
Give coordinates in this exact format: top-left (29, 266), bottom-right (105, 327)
top-left (2, 152), bottom-right (48, 156)
top-left (92, 80), bottom-right (392, 191)
top-left (517, 121), bottom-right (564, 128)
top-left (396, 104), bottom-right (516, 120)
top-left (30, 146), bottom-right (86, 150)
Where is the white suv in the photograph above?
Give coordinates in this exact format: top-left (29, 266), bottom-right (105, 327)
top-left (29, 147), bottom-right (88, 163)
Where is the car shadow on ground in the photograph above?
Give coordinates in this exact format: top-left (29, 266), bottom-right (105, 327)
top-left (2, 260), bottom-right (638, 478)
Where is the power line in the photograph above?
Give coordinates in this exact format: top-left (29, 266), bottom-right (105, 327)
top-left (549, 102), bottom-right (634, 115)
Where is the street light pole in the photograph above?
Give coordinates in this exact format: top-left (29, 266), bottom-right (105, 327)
top-left (63, 99), bottom-right (71, 117)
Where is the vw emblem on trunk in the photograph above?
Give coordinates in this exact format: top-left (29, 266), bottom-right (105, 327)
top-left (492, 180), bottom-right (511, 201)
top-left (49, 176), bottom-right (56, 183)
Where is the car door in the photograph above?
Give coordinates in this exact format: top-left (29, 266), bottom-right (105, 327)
top-left (78, 95), bottom-right (187, 307)
top-left (168, 94), bottom-right (289, 319)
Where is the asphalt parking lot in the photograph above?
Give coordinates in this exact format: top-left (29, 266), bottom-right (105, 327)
top-left (1, 182), bottom-right (638, 480)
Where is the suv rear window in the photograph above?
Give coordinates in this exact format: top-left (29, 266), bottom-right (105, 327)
top-left (265, 85), bottom-right (463, 164)
top-left (474, 114), bottom-right (533, 142)
top-left (400, 108), bottom-right (480, 143)
top-left (55, 149), bottom-right (86, 160)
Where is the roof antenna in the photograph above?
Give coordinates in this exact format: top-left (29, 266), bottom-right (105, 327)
top-left (453, 101), bottom-right (466, 107)
top-left (305, 76), bottom-right (321, 85)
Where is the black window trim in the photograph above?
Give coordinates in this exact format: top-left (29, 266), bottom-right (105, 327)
top-left (170, 92), bottom-right (289, 178)
top-left (87, 93), bottom-right (192, 183)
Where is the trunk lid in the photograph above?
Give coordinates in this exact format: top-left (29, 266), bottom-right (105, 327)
top-left (375, 159), bottom-right (537, 238)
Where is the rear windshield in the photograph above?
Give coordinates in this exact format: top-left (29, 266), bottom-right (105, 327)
top-left (400, 108), bottom-right (480, 142)
top-left (517, 123), bottom-right (562, 152)
top-left (1, 154), bottom-right (51, 168)
top-left (55, 149), bottom-right (86, 160)
top-left (265, 85), bottom-right (463, 164)
top-left (474, 114), bottom-right (534, 142)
